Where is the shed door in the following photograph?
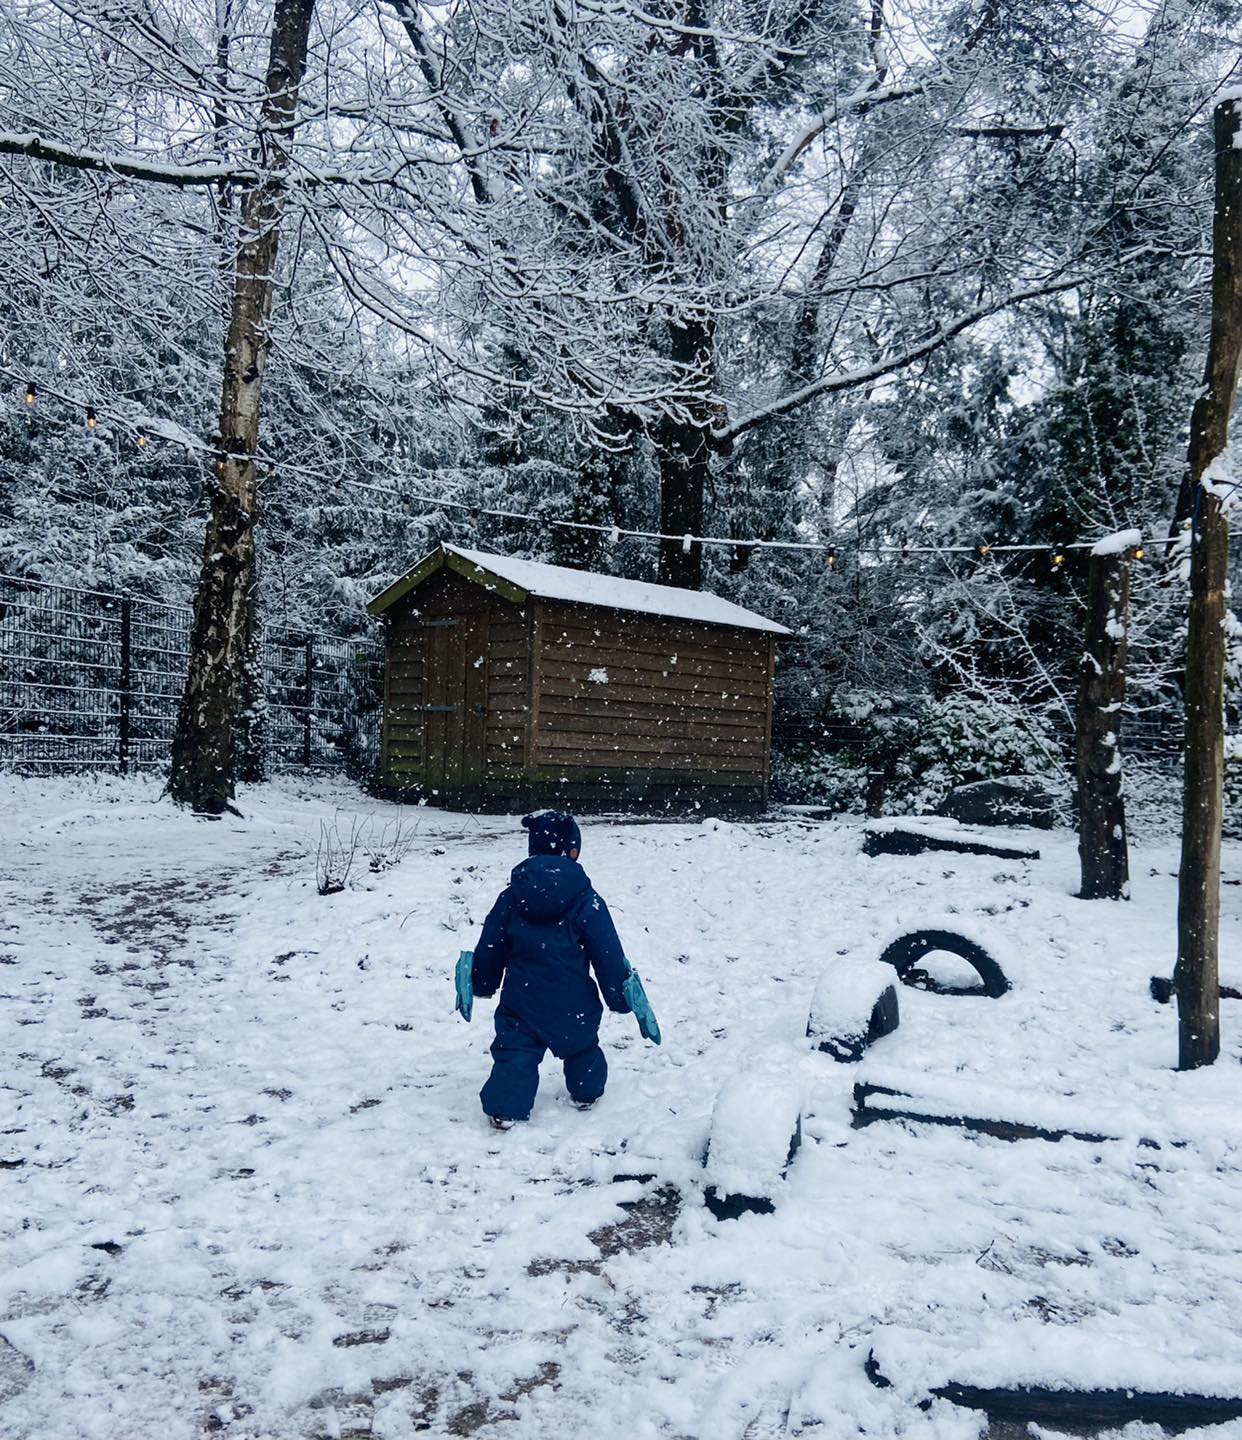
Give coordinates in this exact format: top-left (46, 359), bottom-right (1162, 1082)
top-left (423, 612), bottom-right (489, 789)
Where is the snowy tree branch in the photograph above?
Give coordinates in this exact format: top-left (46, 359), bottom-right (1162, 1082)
top-left (716, 273), bottom-right (1090, 445)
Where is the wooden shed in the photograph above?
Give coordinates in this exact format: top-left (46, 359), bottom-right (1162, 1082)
top-left (366, 544), bottom-right (791, 814)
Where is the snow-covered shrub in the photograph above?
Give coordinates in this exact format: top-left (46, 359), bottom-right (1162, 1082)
top-left (316, 809), bottom-right (419, 889)
top-left (849, 693), bottom-right (1062, 816)
top-left (1224, 753), bottom-right (1242, 841)
top-left (363, 811), bottom-right (418, 873)
top-left (316, 814), bottom-right (366, 894)
top-left (770, 744), bottom-right (867, 811)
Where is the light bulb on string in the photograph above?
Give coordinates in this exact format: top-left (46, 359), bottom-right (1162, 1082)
top-left (825, 546), bottom-right (837, 570)
top-left (86, 406), bottom-right (97, 429)
top-left (1051, 548), bottom-right (1066, 569)
top-left (24, 381), bottom-right (35, 407)
top-left (1132, 545), bottom-right (1146, 561)
top-left (977, 543), bottom-right (991, 558)
top-left (136, 429), bottom-right (147, 448)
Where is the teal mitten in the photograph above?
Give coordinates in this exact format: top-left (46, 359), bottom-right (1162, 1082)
top-left (455, 950), bottom-right (474, 1022)
top-left (622, 966), bottom-right (661, 1045)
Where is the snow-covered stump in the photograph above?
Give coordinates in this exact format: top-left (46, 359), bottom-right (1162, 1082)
top-left (703, 1073), bottom-right (802, 1220)
top-left (806, 960), bottom-right (899, 1062)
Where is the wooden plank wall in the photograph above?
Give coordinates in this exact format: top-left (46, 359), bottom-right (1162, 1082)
top-left (384, 602), bottom-right (426, 783)
top-left (485, 604), bottom-right (531, 778)
top-left (530, 601), bottom-right (773, 787)
top-left (382, 567), bottom-right (532, 788)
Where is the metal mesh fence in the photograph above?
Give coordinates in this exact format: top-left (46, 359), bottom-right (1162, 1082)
top-left (0, 574), bottom-right (383, 776)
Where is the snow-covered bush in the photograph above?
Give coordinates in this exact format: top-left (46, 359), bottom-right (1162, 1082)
top-left (363, 811), bottom-right (418, 873)
top-left (315, 809), bottom-right (418, 890)
top-left (315, 814), bottom-right (366, 894)
top-left (1224, 754), bottom-right (1242, 841)
top-left (770, 744), bottom-right (867, 811)
top-left (845, 692), bottom-right (1062, 816)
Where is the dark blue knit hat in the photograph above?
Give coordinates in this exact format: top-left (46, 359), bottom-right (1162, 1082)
top-left (522, 810), bottom-right (582, 857)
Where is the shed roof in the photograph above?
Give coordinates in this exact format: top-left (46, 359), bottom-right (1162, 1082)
top-left (367, 543), bottom-right (792, 635)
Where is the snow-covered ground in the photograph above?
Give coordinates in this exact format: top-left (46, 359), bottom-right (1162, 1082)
top-left (2, 775), bottom-right (1242, 1440)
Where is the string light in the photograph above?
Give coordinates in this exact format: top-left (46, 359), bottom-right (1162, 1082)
top-left (6, 375), bottom-right (1163, 567)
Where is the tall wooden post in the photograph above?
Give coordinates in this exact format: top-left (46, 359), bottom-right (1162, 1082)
top-left (1076, 538), bottom-right (1133, 899)
top-left (1175, 97), bottom-right (1242, 1071)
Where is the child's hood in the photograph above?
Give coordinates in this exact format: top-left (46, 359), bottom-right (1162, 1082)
top-left (508, 854), bottom-right (591, 922)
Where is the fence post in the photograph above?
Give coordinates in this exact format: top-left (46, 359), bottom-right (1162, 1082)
top-left (303, 639), bottom-right (314, 769)
top-left (118, 597), bottom-right (133, 775)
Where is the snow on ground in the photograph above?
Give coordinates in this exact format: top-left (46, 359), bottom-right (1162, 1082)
top-left (2, 774), bottom-right (1242, 1440)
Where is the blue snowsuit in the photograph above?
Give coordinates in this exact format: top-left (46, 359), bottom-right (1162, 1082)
top-left (473, 854), bottom-right (631, 1120)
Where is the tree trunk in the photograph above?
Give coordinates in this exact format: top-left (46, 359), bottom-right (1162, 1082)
top-left (1076, 546), bottom-right (1131, 899)
top-left (654, 413), bottom-right (711, 589)
top-left (1175, 97), bottom-right (1242, 1070)
top-left (168, 0), bottom-right (316, 812)
top-left (655, 314), bottom-right (713, 590)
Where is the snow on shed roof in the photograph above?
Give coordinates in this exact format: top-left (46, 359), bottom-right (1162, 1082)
top-left (367, 543), bottom-right (793, 634)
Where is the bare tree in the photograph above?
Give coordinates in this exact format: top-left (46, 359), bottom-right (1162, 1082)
top-left (168, 0), bottom-right (316, 813)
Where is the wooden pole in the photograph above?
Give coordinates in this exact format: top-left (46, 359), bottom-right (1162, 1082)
top-left (1076, 544), bottom-right (1132, 899)
top-left (1175, 97), bottom-right (1242, 1070)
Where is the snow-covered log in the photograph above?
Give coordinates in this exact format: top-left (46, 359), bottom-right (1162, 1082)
top-left (865, 1345), bottom-right (1242, 1431)
top-left (863, 818), bottom-right (1040, 861)
top-left (851, 1082), bottom-right (1111, 1144)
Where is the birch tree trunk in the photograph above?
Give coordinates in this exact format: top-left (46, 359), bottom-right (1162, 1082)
top-left (1076, 545), bottom-right (1131, 899)
top-left (168, 0), bottom-right (316, 812)
top-left (1175, 96), bottom-right (1242, 1070)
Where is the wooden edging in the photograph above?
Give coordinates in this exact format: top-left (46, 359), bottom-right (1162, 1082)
top-left (866, 1350), bottom-right (1242, 1431)
top-left (850, 1082), bottom-right (1164, 1148)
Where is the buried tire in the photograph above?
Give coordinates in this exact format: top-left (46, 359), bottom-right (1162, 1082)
top-left (876, 928), bottom-right (1009, 997)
